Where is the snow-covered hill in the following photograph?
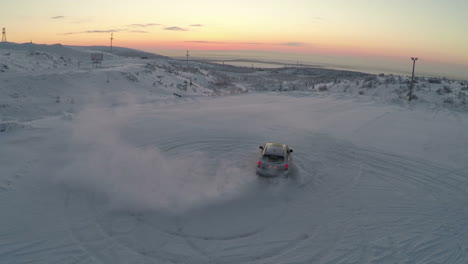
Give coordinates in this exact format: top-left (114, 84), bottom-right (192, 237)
top-left (1, 42), bottom-right (467, 123)
top-left (1, 43), bottom-right (467, 264)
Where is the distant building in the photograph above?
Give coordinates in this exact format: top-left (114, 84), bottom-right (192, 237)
top-left (91, 53), bottom-right (103, 68)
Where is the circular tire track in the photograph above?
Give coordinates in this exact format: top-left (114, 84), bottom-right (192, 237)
top-left (62, 108), bottom-right (468, 264)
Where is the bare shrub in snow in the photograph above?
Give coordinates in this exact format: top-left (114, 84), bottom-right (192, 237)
top-left (395, 85), bottom-right (408, 99)
top-left (443, 97), bottom-right (454, 104)
top-left (214, 78), bottom-right (230, 87)
top-left (428, 78), bottom-right (442, 84)
top-left (121, 72), bottom-right (139, 82)
top-left (0, 64), bottom-right (9, 72)
top-left (177, 83), bottom-right (187, 91)
top-left (363, 81), bottom-right (374, 89)
top-left (318, 85), bottom-right (328, 91)
top-left (458, 92), bottom-right (466, 105)
top-left (443, 85), bottom-right (452, 93)
top-left (210, 72), bottom-right (232, 88)
top-left (143, 63), bottom-right (157, 73)
top-left (0, 122), bottom-right (27, 132)
top-left (384, 76), bottom-right (397, 84)
top-left (418, 83), bottom-right (428, 89)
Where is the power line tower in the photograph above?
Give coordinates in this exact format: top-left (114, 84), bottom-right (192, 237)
top-left (110, 33), bottom-right (114, 52)
top-left (2, 28), bottom-right (6, 42)
top-left (409, 57), bottom-right (418, 101)
top-left (186, 50), bottom-right (189, 63)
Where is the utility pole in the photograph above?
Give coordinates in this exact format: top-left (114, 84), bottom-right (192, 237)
top-left (110, 33), bottom-right (114, 52)
top-left (2, 28), bottom-right (6, 42)
top-left (409, 57), bottom-right (418, 101)
top-left (186, 50), bottom-right (189, 63)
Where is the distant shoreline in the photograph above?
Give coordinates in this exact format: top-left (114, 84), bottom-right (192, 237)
top-left (153, 50), bottom-right (468, 82)
top-left (169, 55), bottom-right (412, 78)
top-left (1, 42), bottom-right (465, 81)
top-left (195, 58), bottom-right (323, 68)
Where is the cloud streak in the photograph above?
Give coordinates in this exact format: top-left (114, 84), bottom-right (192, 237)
top-left (276, 42), bottom-right (306, 47)
top-left (185, 40), bottom-right (227, 44)
top-left (190, 24), bottom-right (203, 27)
top-left (310, 16), bottom-right (325, 23)
top-left (185, 40), bottom-right (308, 47)
top-left (165, 26), bottom-right (187, 31)
top-left (129, 30), bottom-right (149, 33)
top-left (51, 16), bottom-right (65, 19)
top-left (128, 23), bottom-right (160, 28)
top-left (59, 29), bottom-right (125, 35)
top-left (242, 42), bottom-right (264, 45)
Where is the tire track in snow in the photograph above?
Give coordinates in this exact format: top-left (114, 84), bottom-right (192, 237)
top-left (351, 111), bottom-right (391, 136)
top-left (63, 127), bottom-right (300, 263)
top-left (276, 133), bottom-right (467, 263)
top-left (60, 100), bottom-right (467, 264)
top-left (180, 198), bottom-right (309, 263)
top-left (311, 138), bottom-right (467, 201)
top-left (66, 190), bottom-right (191, 264)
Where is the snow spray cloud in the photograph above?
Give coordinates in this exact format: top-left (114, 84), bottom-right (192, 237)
top-left (58, 103), bottom-right (254, 213)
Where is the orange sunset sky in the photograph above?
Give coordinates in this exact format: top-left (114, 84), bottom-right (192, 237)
top-left (2, 0), bottom-right (468, 67)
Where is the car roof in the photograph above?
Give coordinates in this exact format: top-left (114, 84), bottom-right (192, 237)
top-left (264, 143), bottom-right (287, 156)
top-left (265, 143), bottom-right (288, 148)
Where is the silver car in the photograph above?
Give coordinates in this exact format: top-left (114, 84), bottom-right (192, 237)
top-left (256, 143), bottom-right (293, 177)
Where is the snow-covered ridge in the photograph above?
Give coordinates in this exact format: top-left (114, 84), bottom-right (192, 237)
top-left (1, 42), bottom-right (467, 123)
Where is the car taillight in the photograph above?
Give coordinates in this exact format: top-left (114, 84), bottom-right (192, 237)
top-left (284, 164), bottom-right (289, 170)
top-left (257, 161), bottom-right (262, 167)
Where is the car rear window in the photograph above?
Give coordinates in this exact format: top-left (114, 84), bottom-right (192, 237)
top-left (264, 146), bottom-right (284, 155)
top-left (263, 154), bottom-right (284, 164)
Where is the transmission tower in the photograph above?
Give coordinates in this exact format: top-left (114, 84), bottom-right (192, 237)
top-left (186, 50), bottom-right (189, 63)
top-left (110, 33), bottom-right (114, 52)
top-left (409, 57), bottom-right (418, 101)
top-left (2, 28), bottom-right (6, 42)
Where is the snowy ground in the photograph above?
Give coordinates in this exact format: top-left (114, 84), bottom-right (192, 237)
top-left (1, 43), bottom-right (467, 263)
